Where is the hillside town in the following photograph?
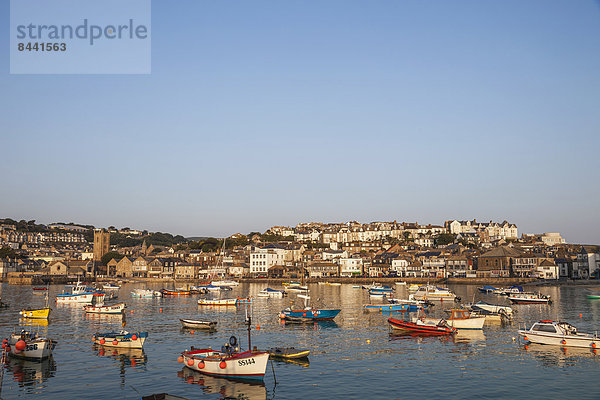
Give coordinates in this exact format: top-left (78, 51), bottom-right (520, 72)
top-left (0, 218), bottom-right (598, 282)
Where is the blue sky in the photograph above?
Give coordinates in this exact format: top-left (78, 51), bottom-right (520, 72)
top-left (2, 1), bottom-right (600, 243)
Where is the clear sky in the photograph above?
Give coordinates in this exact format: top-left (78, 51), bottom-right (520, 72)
top-left (2, 1), bottom-right (600, 243)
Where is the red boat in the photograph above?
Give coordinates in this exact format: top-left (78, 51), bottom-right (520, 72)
top-left (387, 317), bottom-right (456, 335)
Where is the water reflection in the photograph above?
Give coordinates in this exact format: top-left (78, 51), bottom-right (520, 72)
top-left (178, 367), bottom-right (267, 400)
top-left (523, 343), bottom-right (599, 367)
top-left (19, 318), bottom-right (50, 327)
top-left (271, 357), bottom-right (310, 368)
top-left (453, 329), bottom-right (486, 343)
top-left (5, 356), bottom-right (57, 387)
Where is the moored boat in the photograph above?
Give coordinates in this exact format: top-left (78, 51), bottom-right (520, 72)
top-left (466, 301), bottom-right (513, 317)
top-left (180, 318), bottom-right (217, 330)
top-left (257, 288), bottom-right (286, 298)
top-left (55, 282), bottom-right (105, 304)
top-left (84, 302), bottom-right (126, 314)
top-left (162, 289), bottom-right (192, 296)
top-left (267, 347), bottom-right (310, 359)
top-left (93, 331), bottom-right (148, 349)
top-left (102, 283), bottom-right (121, 290)
top-left (198, 298), bottom-right (237, 306)
top-left (419, 309), bottom-right (485, 330)
top-left (478, 285), bottom-right (498, 294)
top-left (211, 280), bottom-right (239, 287)
top-left (236, 297), bottom-right (253, 305)
top-left (19, 308), bottom-right (51, 319)
top-left (279, 307), bottom-right (340, 321)
top-left (412, 285), bottom-right (457, 302)
top-left (131, 288), bottom-right (162, 298)
top-left (519, 320), bottom-right (599, 348)
top-left (387, 317), bottom-right (456, 335)
top-left (363, 303), bottom-right (419, 313)
top-left (4, 330), bottom-right (56, 360)
top-left (508, 292), bottom-right (551, 304)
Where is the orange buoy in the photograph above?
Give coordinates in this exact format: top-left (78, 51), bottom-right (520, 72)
top-left (131, 359), bottom-right (136, 367)
top-left (131, 334), bottom-right (138, 341)
top-left (16, 340), bottom-right (26, 351)
top-left (523, 336), bottom-right (528, 341)
top-left (191, 331), bottom-right (194, 335)
top-left (100, 338), bottom-right (106, 345)
top-left (187, 358), bottom-right (194, 366)
top-left (177, 356), bottom-right (184, 363)
top-left (1, 344), bottom-right (5, 349)
top-left (256, 325), bottom-right (260, 330)
top-left (112, 340), bottom-right (118, 346)
top-left (580, 313), bottom-right (583, 318)
top-left (303, 313), bottom-right (307, 317)
top-left (99, 348), bottom-right (105, 356)
top-left (198, 361), bottom-right (205, 369)
top-left (131, 310), bottom-right (133, 314)
top-left (160, 308), bottom-right (162, 313)
top-left (562, 340), bottom-right (567, 345)
top-left (593, 343), bottom-right (597, 349)
top-left (219, 361), bottom-right (227, 369)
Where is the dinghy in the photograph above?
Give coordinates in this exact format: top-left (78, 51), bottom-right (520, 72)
top-left (180, 319), bottom-right (217, 330)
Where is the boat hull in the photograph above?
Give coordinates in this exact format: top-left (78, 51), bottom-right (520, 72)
top-left (84, 303), bottom-right (126, 314)
top-left (508, 297), bottom-right (550, 304)
top-left (268, 347), bottom-right (310, 359)
top-left (56, 293), bottom-right (102, 303)
top-left (519, 330), bottom-right (599, 348)
top-left (387, 318), bottom-right (455, 335)
top-left (363, 304), bottom-right (419, 313)
top-left (421, 316), bottom-right (485, 329)
top-left (182, 350), bottom-right (269, 380)
top-left (19, 308), bottom-right (51, 319)
top-left (198, 299), bottom-right (237, 306)
top-left (180, 319), bottom-right (217, 329)
top-left (280, 308), bottom-right (340, 321)
top-left (93, 332), bottom-right (148, 349)
top-left (8, 337), bottom-right (55, 360)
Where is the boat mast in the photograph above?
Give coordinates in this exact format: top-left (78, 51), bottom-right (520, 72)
top-left (245, 305), bottom-right (252, 350)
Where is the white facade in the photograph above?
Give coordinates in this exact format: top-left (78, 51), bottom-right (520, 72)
top-left (540, 233), bottom-right (566, 246)
top-left (339, 258), bottom-right (363, 277)
top-left (250, 247), bottom-right (286, 274)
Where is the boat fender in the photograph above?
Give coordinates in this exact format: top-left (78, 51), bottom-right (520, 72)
top-left (198, 361), bottom-right (205, 369)
top-left (100, 339), bottom-right (106, 345)
top-left (112, 340), bottom-right (118, 346)
top-left (592, 343), bottom-right (597, 349)
top-left (229, 336), bottom-right (237, 347)
top-left (219, 360), bottom-right (227, 369)
top-left (561, 340), bottom-right (567, 345)
top-left (177, 356), bottom-right (184, 363)
top-left (131, 334), bottom-right (138, 341)
top-left (187, 358), bottom-right (194, 366)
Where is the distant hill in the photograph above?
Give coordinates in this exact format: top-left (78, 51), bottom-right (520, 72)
top-left (186, 236), bottom-right (213, 241)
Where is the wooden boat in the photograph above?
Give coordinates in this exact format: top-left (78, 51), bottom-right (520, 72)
top-left (19, 308), bottom-right (51, 319)
top-left (93, 331), bottom-right (148, 349)
top-left (508, 292), bottom-right (551, 304)
top-left (179, 309), bottom-right (269, 380)
top-left (4, 330), bottom-right (57, 360)
top-left (84, 302), bottom-right (126, 314)
top-left (387, 317), bottom-right (456, 335)
top-left (198, 298), bottom-right (237, 306)
top-left (267, 347), bottom-right (310, 359)
top-left (180, 319), bottom-right (217, 330)
top-left (519, 320), bottom-right (599, 348)
top-left (419, 309), bottom-right (485, 330)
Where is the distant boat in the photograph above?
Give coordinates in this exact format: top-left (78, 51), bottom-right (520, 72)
top-left (131, 289), bottom-right (162, 298)
top-left (478, 285), bottom-right (498, 294)
top-left (211, 280), bottom-right (239, 287)
top-left (84, 302), bottom-right (126, 314)
top-left (236, 297), bottom-right (253, 304)
top-left (466, 301), bottom-right (513, 317)
top-left (387, 317), bottom-right (456, 335)
top-left (257, 288), bottom-right (286, 298)
top-left (55, 282), bottom-right (105, 304)
top-left (161, 289), bottom-right (192, 296)
top-left (363, 303), bottom-right (419, 313)
top-left (102, 283), bottom-right (121, 290)
top-left (19, 308), bottom-right (51, 319)
top-left (93, 331), bottom-right (148, 349)
top-left (180, 319), bottom-right (217, 330)
top-left (508, 292), bottom-right (551, 304)
top-left (412, 285), bottom-right (457, 302)
top-left (419, 309), bottom-right (485, 330)
top-left (198, 298), bottom-right (237, 306)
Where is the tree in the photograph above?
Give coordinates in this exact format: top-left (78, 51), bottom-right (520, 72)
top-left (435, 233), bottom-right (456, 246)
top-left (101, 251), bottom-right (124, 265)
top-left (0, 246), bottom-right (18, 259)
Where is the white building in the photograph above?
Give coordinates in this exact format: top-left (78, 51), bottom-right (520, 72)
top-left (249, 246), bottom-right (286, 275)
top-left (540, 233), bottom-right (566, 246)
top-left (339, 258), bottom-right (363, 277)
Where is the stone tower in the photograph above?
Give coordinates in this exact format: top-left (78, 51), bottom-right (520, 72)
top-left (93, 229), bottom-right (110, 262)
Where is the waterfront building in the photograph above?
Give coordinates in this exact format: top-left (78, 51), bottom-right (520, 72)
top-left (249, 245), bottom-right (286, 275)
top-left (477, 246), bottom-right (522, 277)
top-left (339, 257), bottom-right (363, 277)
top-left (307, 262), bottom-right (339, 278)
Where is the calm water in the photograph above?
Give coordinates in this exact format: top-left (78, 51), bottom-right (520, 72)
top-left (0, 283), bottom-right (599, 399)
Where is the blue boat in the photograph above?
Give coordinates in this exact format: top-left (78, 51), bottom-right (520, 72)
top-left (363, 304), bottom-right (420, 313)
top-left (279, 308), bottom-right (341, 321)
top-left (478, 285), bottom-right (498, 294)
top-left (369, 286), bottom-right (394, 293)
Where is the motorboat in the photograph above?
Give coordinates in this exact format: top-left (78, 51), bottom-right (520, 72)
top-left (407, 284), bottom-right (422, 293)
top-left (257, 288), bottom-right (286, 298)
top-left (508, 292), bottom-right (551, 304)
top-left (412, 285), bottom-right (457, 302)
top-left (131, 289), bottom-right (162, 298)
top-left (279, 295), bottom-right (340, 321)
top-left (267, 347), bottom-right (310, 359)
top-left (84, 302), bottom-right (126, 314)
top-left (93, 331), bottom-right (148, 349)
top-left (4, 330), bottom-right (57, 360)
top-left (179, 337), bottom-right (270, 380)
top-left (387, 317), bottom-right (456, 335)
top-left (519, 320), bottom-right (599, 348)
top-left (418, 309), bottom-right (485, 330)
top-left (478, 285), bottom-right (498, 294)
top-left (211, 280), bottom-right (239, 287)
top-left (102, 283), bottom-right (121, 290)
top-left (55, 282), bottom-right (105, 304)
top-left (466, 301), bottom-right (513, 317)
top-left (198, 298), bottom-right (237, 306)
top-left (287, 285), bottom-right (309, 293)
top-left (495, 285), bottom-right (524, 295)
top-left (180, 318), bottom-right (217, 330)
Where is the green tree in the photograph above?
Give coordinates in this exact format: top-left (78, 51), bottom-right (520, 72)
top-left (435, 233), bottom-right (456, 246)
top-left (101, 251), bottom-right (124, 265)
top-left (0, 246), bottom-right (18, 259)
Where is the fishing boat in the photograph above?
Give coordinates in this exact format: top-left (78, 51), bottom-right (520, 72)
top-left (83, 302), bottom-right (126, 314)
top-left (477, 285), bottom-right (498, 294)
top-left (179, 304), bottom-right (270, 380)
top-left (55, 282), bottom-right (105, 304)
top-left (4, 330), bottom-right (57, 360)
top-left (257, 288), bottom-right (286, 298)
top-left (198, 298), bottom-right (237, 306)
top-left (236, 297), bottom-right (253, 305)
top-left (363, 303), bottom-right (420, 313)
top-left (508, 292), bottom-right (551, 304)
top-left (103, 283), bottom-right (121, 290)
top-left (279, 295), bottom-right (341, 321)
top-left (131, 288), bottom-right (162, 298)
top-left (211, 280), bottom-right (239, 287)
top-left (267, 347), bottom-right (310, 359)
top-left (161, 289), bottom-right (192, 296)
top-left (387, 317), bottom-right (456, 335)
top-left (412, 285), bottom-right (457, 302)
top-left (180, 319), bottom-right (217, 330)
top-left (419, 309), bottom-right (485, 330)
top-left (93, 331), bottom-right (148, 349)
top-left (519, 320), bottom-right (599, 348)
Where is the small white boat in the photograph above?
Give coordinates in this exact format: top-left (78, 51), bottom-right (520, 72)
top-left (84, 302), bottom-right (126, 314)
top-left (211, 280), bottom-right (239, 287)
top-left (519, 320), bottom-right (599, 348)
top-left (131, 289), bottom-right (162, 298)
top-left (257, 288), bottom-right (286, 298)
top-left (407, 284), bottom-right (422, 293)
top-left (198, 298), bottom-right (237, 306)
top-left (180, 318), bottom-right (217, 330)
top-left (395, 281), bottom-right (407, 286)
top-left (287, 285), bottom-right (309, 292)
top-left (418, 309), bottom-right (485, 330)
top-left (412, 285), bottom-right (457, 302)
top-left (93, 331), bottom-right (148, 349)
top-left (5, 330), bottom-right (56, 360)
top-left (102, 283), bottom-right (121, 290)
top-left (467, 301), bottom-right (513, 316)
top-left (508, 292), bottom-right (551, 304)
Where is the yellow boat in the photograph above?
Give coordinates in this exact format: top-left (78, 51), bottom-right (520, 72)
top-left (267, 347), bottom-right (310, 359)
top-left (19, 307), bottom-right (51, 319)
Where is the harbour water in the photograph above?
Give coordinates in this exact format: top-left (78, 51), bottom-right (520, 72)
top-left (1, 283), bottom-right (599, 399)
